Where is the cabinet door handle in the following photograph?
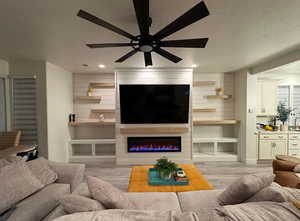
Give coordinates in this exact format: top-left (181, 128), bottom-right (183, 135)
top-left (292, 143), bottom-right (298, 146)
top-left (293, 136), bottom-right (298, 139)
top-left (263, 136), bottom-right (269, 138)
top-left (272, 143), bottom-right (276, 148)
top-left (278, 136), bottom-right (284, 138)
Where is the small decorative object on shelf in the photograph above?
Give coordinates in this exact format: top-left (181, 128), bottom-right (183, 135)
top-left (277, 102), bottom-right (293, 131)
top-left (98, 114), bottom-right (105, 122)
top-left (69, 114), bottom-right (76, 122)
top-left (215, 87), bottom-right (224, 96)
top-left (87, 87), bottom-right (93, 96)
top-left (154, 157), bottom-right (177, 180)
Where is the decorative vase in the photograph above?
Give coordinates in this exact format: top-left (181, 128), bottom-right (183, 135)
top-left (87, 92), bottom-right (92, 96)
top-left (159, 171), bottom-right (172, 180)
top-left (280, 124), bottom-right (288, 131)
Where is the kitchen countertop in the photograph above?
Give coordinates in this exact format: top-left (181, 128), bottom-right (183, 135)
top-left (255, 130), bottom-right (300, 134)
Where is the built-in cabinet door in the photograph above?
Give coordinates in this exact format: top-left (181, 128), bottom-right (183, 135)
top-left (271, 140), bottom-right (287, 157)
top-left (259, 140), bottom-right (272, 159)
top-left (257, 80), bottom-right (277, 115)
top-left (259, 140), bottom-right (287, 159)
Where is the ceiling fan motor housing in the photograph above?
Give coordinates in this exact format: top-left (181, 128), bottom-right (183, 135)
top-left (132, 35), bottom-right (159, 52)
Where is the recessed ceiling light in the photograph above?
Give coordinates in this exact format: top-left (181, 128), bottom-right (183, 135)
top-left (98, 64), bottom-right (106, 68)
top-left (191, 64), bottom-right (198, 68)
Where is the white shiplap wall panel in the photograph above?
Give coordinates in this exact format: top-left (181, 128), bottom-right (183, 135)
top-left (192, 73), bottom-right (236, 154)
top-left (73, 73), bottom-right (115, 145)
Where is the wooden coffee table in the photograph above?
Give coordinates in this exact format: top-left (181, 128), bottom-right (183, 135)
top-left (128, 164), bottom-right (213, 192)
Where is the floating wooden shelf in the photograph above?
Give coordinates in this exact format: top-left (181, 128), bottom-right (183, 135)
top-left (193, 81), bottom-right (216, 87)
top-left (193, 108), bottom-right (216, 112)
top-left (90, 83), bottom-right (115, 89)
top-left (206, 95), bottom-right (232, 100)
top-left (120, 127), bottom-right (189, 134)
top-left (193, 120), bottom-right (240, 125)
top-left (68, 120), bottom-right (115, 127)
top-left (91, 109), bottom-right (115, 113)
top-left (76, 96), bottom-right (102, 101)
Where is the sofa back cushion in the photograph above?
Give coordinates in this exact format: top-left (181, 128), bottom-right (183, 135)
top-left (87, 176), bottom-right (135, 209)
top-left (218, 173), bottom-right (274, 205)
top-left (27, 157), bottom-right (58, 185)
top-left (0, 161), bottom-right (44, 214)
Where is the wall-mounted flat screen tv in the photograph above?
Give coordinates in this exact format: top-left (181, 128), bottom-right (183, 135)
top-left (120, 84), bottom-right (190, 124)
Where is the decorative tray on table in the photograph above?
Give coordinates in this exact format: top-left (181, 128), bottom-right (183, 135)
top-left (148, 168), bottom-right (189, 186)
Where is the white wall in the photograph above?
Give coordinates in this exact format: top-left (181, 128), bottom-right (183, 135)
top-left (46, 62), bottom-right (73, 162)
top-left (234, 69), bottom-right (258, 164)
top-left (0, 59), bottom-right (9, 74)
top-left (115, 68), bottom-right (193, 165)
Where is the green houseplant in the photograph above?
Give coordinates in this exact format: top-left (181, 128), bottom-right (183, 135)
top-left (277, 102), bottom-right (293, 131)
top-left (154, 157), bottom-right (177, 180)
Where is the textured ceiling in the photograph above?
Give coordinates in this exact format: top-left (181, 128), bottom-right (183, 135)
top-left (1, 0), bottom-right (300, 73)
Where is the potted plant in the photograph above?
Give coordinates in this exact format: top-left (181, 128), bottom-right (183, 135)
top-left (277, 102), bottom-right (293, 131)
top-left (154, 157), bottom-right (177, 180)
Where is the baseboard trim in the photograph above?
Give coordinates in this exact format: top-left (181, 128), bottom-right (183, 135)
top-left (245, 158), bottom-right (257, 165)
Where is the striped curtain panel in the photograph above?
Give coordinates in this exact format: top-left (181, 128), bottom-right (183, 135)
top-left (11, 77), bottom-right (38, 145)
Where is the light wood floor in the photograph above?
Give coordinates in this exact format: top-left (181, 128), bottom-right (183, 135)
top-left (85, 160), bottom-right (272, 191)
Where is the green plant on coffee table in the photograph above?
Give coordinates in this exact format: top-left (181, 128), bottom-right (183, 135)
top-left (277, 102), bottom-right (293, 125)
top-left (154, 157), bottom-right (177, 180)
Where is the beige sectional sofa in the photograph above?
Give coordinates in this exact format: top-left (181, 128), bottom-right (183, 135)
top-left (0, 159), bottom-right (85, 221)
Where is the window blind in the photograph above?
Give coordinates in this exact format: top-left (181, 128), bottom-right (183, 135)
top-left (277, 85), bottom-right (290, 106)
top-left (11, 77), bottom-right (38, 145)
top-left (293, 86), bottom-right (300, 118)
top-left (0, 78), bottom-right (6, 132)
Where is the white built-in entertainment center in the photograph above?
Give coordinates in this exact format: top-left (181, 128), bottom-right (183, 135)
top-left (68, 68), bottom-right (240, 165)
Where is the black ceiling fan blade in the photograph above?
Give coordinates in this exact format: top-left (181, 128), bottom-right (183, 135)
top-left (144, 52), bottom-right (152, 66)
top-left (86, 43), bottom-right (132, 48)
top-left (115, 50), bottom-right (138, 63)
top-left (133, 0), bottom-right (150, 35)
top-left (77, 10), bottom-right (135, 40)
top-left (154, 48), bottom-right (182, 63)
top-left (160, 38), bottom-right (208, 48)
top-left (154, 1), bottom-right (209, 40)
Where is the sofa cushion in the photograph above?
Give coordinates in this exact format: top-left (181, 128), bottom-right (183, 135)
top-left (178, 189), bottom-right (223, 212)
top-left (124, 192), bottom-right (181, 212)
top-left (294, 164), bottom-right (300, 173)
top-left (218, 173), bottom-right (274, 205)
top-left (27, 157), bottom-right (58, 185)
top-left (42, 205), bottom-right (67, 221)
top-left (7, 183), bottom-right (70, 221)
top-left (246, 182), bottom-right (286, 203)
top-left (0, 161), bottom-right (44, 214)
top-left (60, 194), bottom-right (105, 214)
top-left (73, 182), bottom-right (91, 198)
top-left (276, 155), bottom-right (300, 164)
top-left (87, 176), bottom-right (135, 209)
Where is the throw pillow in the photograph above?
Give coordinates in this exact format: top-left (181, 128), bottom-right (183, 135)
top-left (60, 194), bottom-right (105, 214)
top-left (292, 201), bottom-right (300, 210)
top-left (27, 157), bottom-right (58, 185)
top-left (0, 161), bottom-right (44, 214)
top-left (87, 176), bottom-right (135, 209)
top-left (294, 164), bottom-right (300, 173)
top-left (246, 182), bottom-right (286, 203)
top-left (218, 173), bottom-right (274, 205)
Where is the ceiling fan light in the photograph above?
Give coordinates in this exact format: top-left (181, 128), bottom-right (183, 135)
top-left (140, 45), bottom-right (153, 52)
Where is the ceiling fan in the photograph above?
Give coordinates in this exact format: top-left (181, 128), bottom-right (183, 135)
top-left (77, 0), bottom-right (210, 67)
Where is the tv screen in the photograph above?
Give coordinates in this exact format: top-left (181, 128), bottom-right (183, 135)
top-left (120, 84), bottom-right (190, 124)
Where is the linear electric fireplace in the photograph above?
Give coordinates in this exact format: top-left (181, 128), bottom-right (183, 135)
top-left (127, 137), bottom-right (181, 153)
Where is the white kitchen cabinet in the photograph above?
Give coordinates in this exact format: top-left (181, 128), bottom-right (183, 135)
top-left (258, 133), bottom-right (287, 160)
top-left (257, 80), bottom-right (277, 116)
